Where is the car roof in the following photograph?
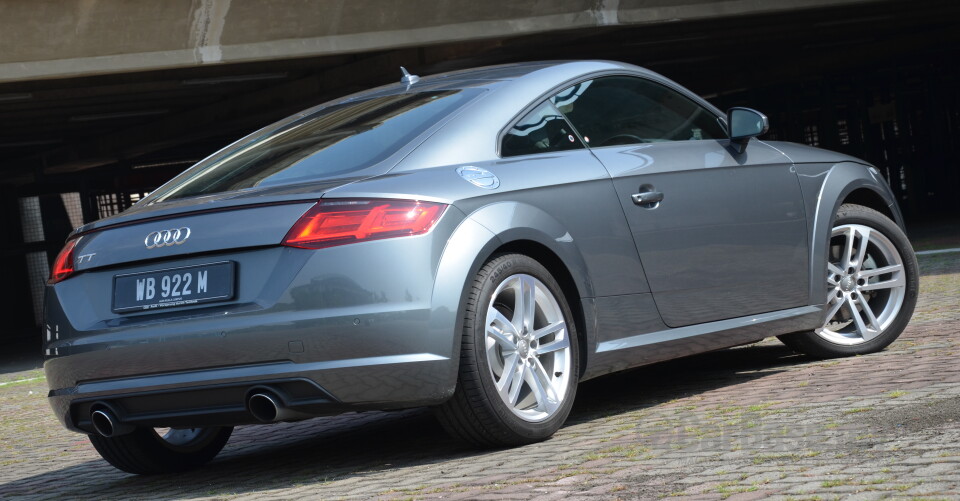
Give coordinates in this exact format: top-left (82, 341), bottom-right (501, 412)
top-left (414, 61), bottom-right (568, 86)
top-left (298, 60), bottom-right (685, 123)
top-left (337, 60), bottom-right (646, 98)
top-left (287, 60), bottom-right (723, 173)
top-left (385, 60), bottom-right (725, 171)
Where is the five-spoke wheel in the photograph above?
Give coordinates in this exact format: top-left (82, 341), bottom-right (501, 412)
top-left (436, 253), bottom-right (579, 446)
top-left (485, 273), bottom-right (572, 422)
top-left (819, 223), bottom-right (907, 345)
top-left (780, 204), bottom-right (918, 357)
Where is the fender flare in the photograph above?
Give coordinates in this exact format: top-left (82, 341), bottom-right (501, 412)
top-left (429, 202), bottom-right (596, 391)
top-left (807, 161), bottom-right (899, 303)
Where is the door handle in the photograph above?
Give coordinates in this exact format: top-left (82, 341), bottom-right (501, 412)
top-left (631, 191), bottom-right (664, 206)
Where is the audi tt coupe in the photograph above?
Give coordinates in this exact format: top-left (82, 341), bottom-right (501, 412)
top-left (43, 60), bottom-right (918, 474)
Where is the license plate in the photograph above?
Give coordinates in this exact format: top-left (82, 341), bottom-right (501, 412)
top-left (113, 262), bottom-right (235, 313)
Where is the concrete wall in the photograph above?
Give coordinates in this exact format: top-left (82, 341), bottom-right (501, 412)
top-left (0, 0), bottom-right (882, 83)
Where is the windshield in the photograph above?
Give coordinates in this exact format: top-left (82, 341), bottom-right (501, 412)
top-left (147, 89), bottom-right (481, 202)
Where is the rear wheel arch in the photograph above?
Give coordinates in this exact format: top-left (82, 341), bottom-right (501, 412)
top-left (441, 201), bottom-right (597, 380)
top-left (435, 252), bottom-right (581, 446)
top-left (431, 218), bottom-right (595, 390)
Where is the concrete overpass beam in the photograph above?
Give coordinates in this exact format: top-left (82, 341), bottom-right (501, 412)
top-left (0, 0), bottom-right (885, 83)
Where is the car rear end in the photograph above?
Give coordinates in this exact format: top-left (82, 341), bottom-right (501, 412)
top-left (44, 196), bottom-right (466, 433)
top-left (43, 85), bottom-right (486, 435)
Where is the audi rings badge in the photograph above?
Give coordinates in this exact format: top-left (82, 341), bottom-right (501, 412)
top-left (144, 228), bottom-right (191, 249)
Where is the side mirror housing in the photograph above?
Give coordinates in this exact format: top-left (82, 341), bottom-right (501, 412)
top-left (727, 107), bottom-right (769, 153)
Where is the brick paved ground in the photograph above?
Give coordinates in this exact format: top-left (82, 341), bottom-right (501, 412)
top-left (1, 252), bottom-right (958, 500)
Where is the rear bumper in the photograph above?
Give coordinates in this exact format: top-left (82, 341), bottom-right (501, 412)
top-left (44, 296), bottom-right (458, 433)
top-left (48, 354), bottom-right (452, 434)
top-left (45, 298), bottom-right (458, 433)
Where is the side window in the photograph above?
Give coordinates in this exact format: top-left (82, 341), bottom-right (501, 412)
top-left (552, 76), bottom-right (726, 147)
top-left (501, 102), bottom-right (584, 157)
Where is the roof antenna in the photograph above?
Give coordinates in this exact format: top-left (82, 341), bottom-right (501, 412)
top-left (400, 66), bottom-right (420, 88)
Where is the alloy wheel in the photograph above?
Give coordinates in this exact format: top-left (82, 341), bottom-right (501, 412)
top-left (817, 223), bottom-right (907, 345)
top-left (484, 273), bottom-right (572, 422)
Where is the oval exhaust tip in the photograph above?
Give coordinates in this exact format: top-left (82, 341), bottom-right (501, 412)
top-left (90, 407), bottom-right (135, 437)
top-left (91, 409), bottom-right (117, 437)
top-left (248, 393), bottom-right (281, 422)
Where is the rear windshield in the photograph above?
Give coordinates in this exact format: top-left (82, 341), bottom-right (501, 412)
top-left (147, 89), bottom-right (481, 202)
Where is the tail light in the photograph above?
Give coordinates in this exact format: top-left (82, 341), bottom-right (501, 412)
top-left (283, 199), bottom-right (447, 250)
top-left (48, 238), bottom-right (79, 284)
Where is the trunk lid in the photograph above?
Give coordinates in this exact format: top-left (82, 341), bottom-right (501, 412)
top-left (68, 179), bottom-right (361, 273)
top-left (73, 177), bottom-right (364, 236)
top-left (72, 200), bottom-right (316, 273)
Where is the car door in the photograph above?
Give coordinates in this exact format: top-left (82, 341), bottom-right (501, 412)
top-left (552, 76), bottom-right (809, 327)
top-left (479, 99), bottom-right (651, 298)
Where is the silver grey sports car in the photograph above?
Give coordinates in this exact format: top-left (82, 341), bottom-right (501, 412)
top-left (43, 60), bottom-right (918, 474)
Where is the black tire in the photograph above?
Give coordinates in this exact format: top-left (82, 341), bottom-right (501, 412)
top-left (778, 204), bottom-right (919, 358)
top-left (435, 253), bottom-right (580, 447)
top-left (88, 426), bottom-right (233, 474)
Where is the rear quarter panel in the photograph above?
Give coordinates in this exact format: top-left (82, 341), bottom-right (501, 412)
top-left (326, 150), bottom-right (650, 374)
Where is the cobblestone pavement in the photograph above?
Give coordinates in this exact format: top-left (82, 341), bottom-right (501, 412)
top-left (1, 253), bottom-right (958, 500)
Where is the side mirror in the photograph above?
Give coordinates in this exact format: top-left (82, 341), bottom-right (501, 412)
top-left (727, 107), bottom-right (769, 153)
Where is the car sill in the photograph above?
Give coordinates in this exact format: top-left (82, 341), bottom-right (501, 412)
top-left (596, 305), bottom-right (821, 353)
